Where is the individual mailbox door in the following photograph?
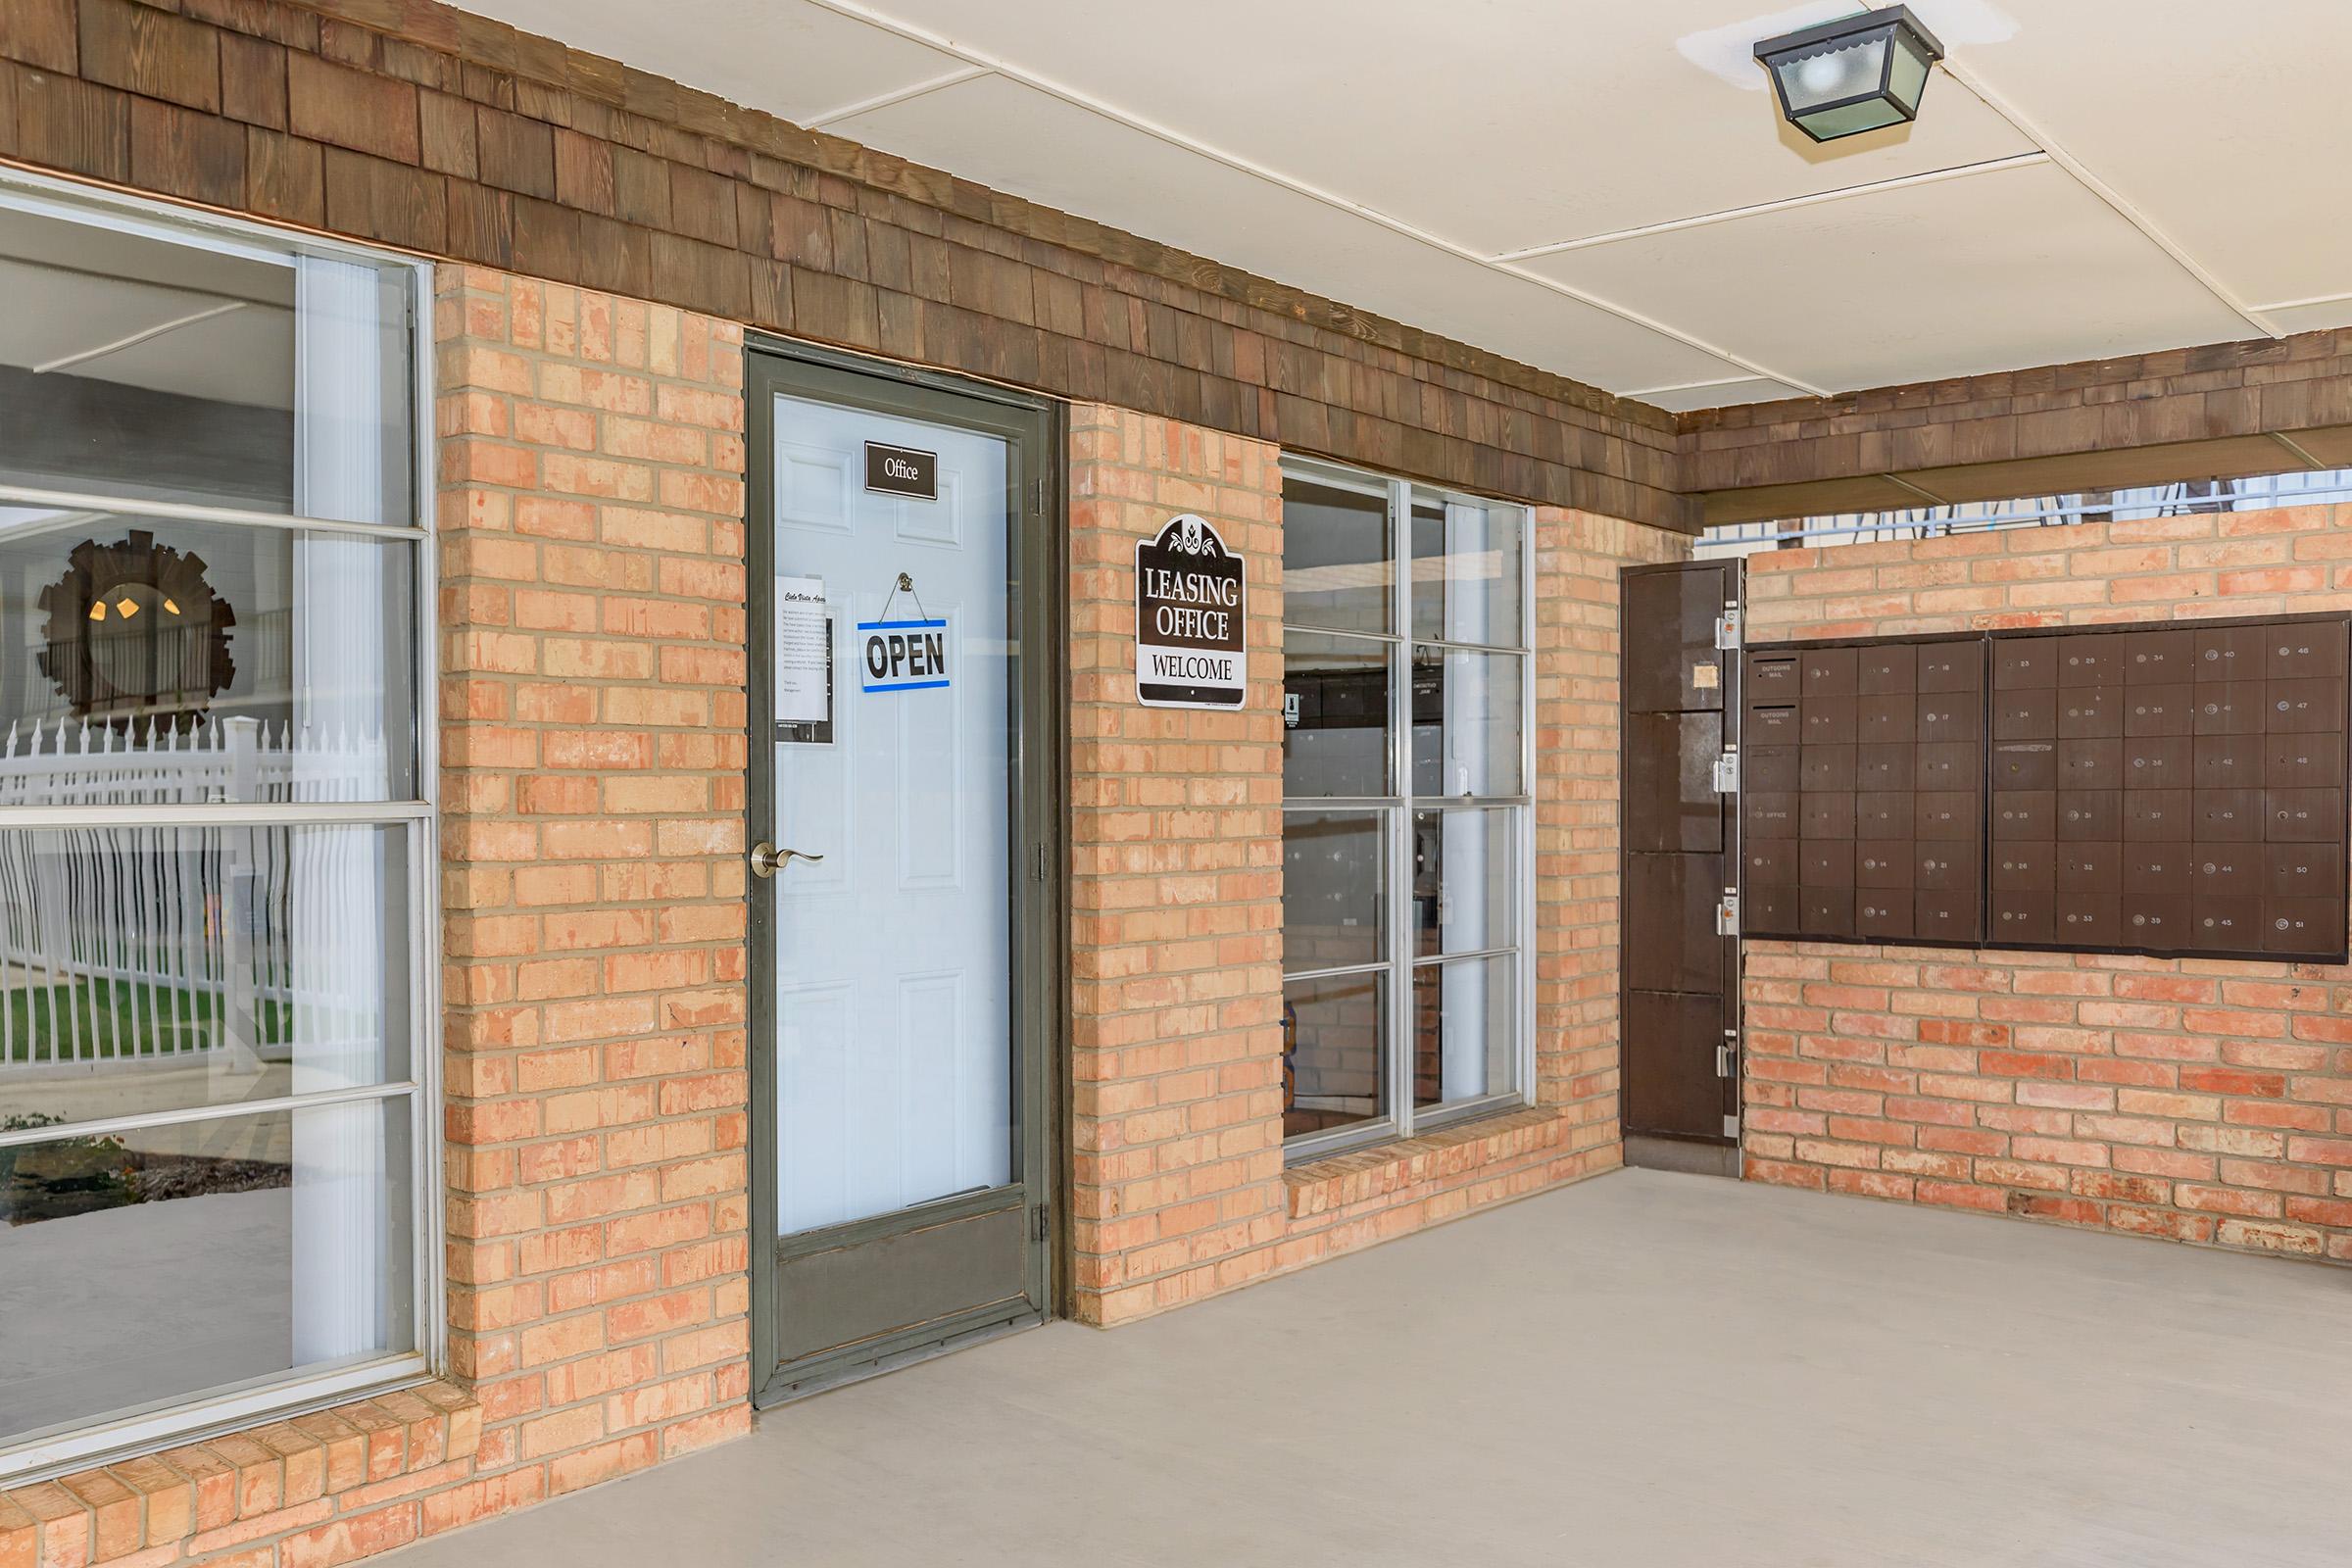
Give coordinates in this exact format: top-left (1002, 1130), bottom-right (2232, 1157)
top-left (1746, 746), bottom-right (1800, 793)
top-left (2125, 736), bottom-right (2191, 790)
top-left (2194, 624), bottom-right (2268, 680)
top-left (1993, 689), bottom-right (2057, 741)
top-left (2123, 683), bottom-right (2193, 738)
top-left (2058, 737), bottom-right (2122, 790)
top-left (1742, 884), bottom-right (1800, 935)
top-left (2126, 789), bottom-right (2190, 842)
top-left (2192, 895), bottom-right (2263, 952)
top-left (1855, 743), bottom-right (1914, 792)
top-left (2057, 790), bottom-right (2121, 841)
top-left (2265, 733), bottom-right (2343, 789)
top-left (1915, 846), bottom-right (1971, 890)
top-left (1745, 792), bottom-right (1797, 839)
top-left (2059, 634), bottom-right (2128, 688)
top-left (2057, 894), bottom-right (2122, 945)
top-left (2124, 896), bottom-right (2189, 948)
top-left (1858, 693), bottom-right (1918, 744)
top-left (1855, 793), bottom-right (1913, 839)
top-left (1991, 844), bottom-right (2055, 891)
top-left (2266, 677), bottom-right (2343, 733)
top-left (1992, 791), bottom-right (2053, 841)
top-left (1989, 890), bottom-right (2055, 946)
top-left (2261, 898), bottom-right (2341, 955)
top-left (1800, 887), bottom-right (1854, 937)
top-left (1855, 895), bottom-right (1914, 940)
top-left (1859, 645), bottom-right (1916, 694)
top-left (2193, 681), bottom-right (2265, 736)
top-left (2058, 847), bottom-right (2121, 893)
top-left (1745, 841), bottom-right (1798, 884)
top-left (2057, 685), bottom-right (2122, 739)
top-left (1747, 705), bottom-right (1801, 746)
top-left (2190, 846), bottom-right (2261, 896)
top-left (1801, 696), bottom-right (1856, 745)
top-left (2124, 628), bottom-right (2194, 684)
top-left (1856, 841), bottom-right (1912, 888)
top-left (1917, 646), bottom-right (1982, 693)
top-left (1914, 887), bottom-right (1979, 943)
top-left (1994, 640), bottom-right (2057, 691)
top-left (2267, 788), bottom-right (2340, 842)
top-left (1801, 648), bottom-right (1859, 699)
top-left (1800, 842), bottom-right (1854, 887)
top-left (2193, 734), bottom-right (2264, 791)
top-left (2267, 620), bottom-right (2348, 681)
top-left (1746, 654), bottom-right (1800, 705)
top-left (1800, 744), bottom-right (1857, 793)
top-left (1914, 793), bottom-right (1976, 841)
top-left (1800, 793), bottom-right (1857, 839)
top-left (1991, 742), bottom-right (2056, 792)
top-left (1916, 691), bottom-right (1982, 744)
top-left (1915, 742), bottom-right (1979, 791)
top-left (2264, 842), bottom-right (2338, 898)
top-left (2123, 848), bottom-right (2188, 898)
top-left (2192, 788), bottom-right (2262, 843)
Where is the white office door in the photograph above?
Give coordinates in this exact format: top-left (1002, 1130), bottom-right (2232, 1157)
top-left (768, 394), bottom-right (1013, 1236)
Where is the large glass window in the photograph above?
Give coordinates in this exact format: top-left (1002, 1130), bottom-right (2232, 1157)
top-left (1280, 463), bottom-right (1532, 1156)
top-left (0, 173), bottom-right (432, 1481)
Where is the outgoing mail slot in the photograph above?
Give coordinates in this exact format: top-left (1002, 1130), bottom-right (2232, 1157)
top-left (1856, 840), bottom-right (1913, 888)
top-left (1801, 648), bottom-right (1859, 698)
top-left (2123, 683), bottom-right (2193, 737)
top-left (2124, 736), bottom-right (2191, 789)
top-left (2261, 896), bottom-right (2343, 955)
top-left (2195, 623), bottom-right (2268, 679)
top-left (1747, 705), bottom-right (1801, 744)
top-left (1992, 790), bottom-right (2053, 842)
top-left (2124, 628), bottom-right (2194, 685)
top-left (1993, 689), bottom-right (2057, 741)
top-left (1914, 793), bottom-right (1977, 843)
top-left (1858, 693), bottom-right (1918, 744)
top-left (1916, 689), bottom-right (1983, 741)
top-left (1859, 645), bottom-right (1917, 694)
top-left (1916, 845), bottom-right (1973, 889)
top-left (1913, 887), bottom-right (1980, 942)
top-left (1992, 846), bottom-right (2054, 892)
top-left (1916, 646), bottom-right (1983, 693)
top-left (2126, 789), bottom-right (2190, 842)
top-left (1855, 896), bottom-right (1914, 940)
top-left (2265, 733), bottom-right (2344, 789)
top-left (1856, 743), bottom-right (1914, 791)
top-left (1801, 842), bottom-right (1855, 887)
top-left (2057, 893), bottom-right (2121, 944)
top-left (2264, 843), bottom-right (2339, 898)
top-left (1802, 695), bottom-right (1857, 745)
top-left (1800, 793), bottom-right (1857, 840)
top-left (1915, 741), bottom-right (1980, 789)
top-left (1746, 654), bottom-right (1801, 703)
top-left (2058, 736), bottom-right (2122, 787)
top-left (2266, 788), bottom-right (2341, 843)
top-left (2123, 849), bottom-right (2187, 898)
top-left (1994, 640), bottom-right (2057, 691)
top-left (1800, 887), bottom-right (1854, 936)
top-left (2192, 787), bottom-right (2262, 843)
top-left (2122, 895), bottom-right (2189, 946)
top-left (1742, 884), bottom-right (1801, 935)
top-left (2266, 619), bottom-right (2347, 682)
top-left (1746, 746), bottom-right (1800, 792)
top-left (1855, 792), bottom-right (1914, 838)
top-left (2265, 676), bottom-right (2344, 734)
top-left (1801, 744), bottom-right (1857, 793)
top-left (2191, 735), bottom-right (2262, 790)
top-left (2192, 895), bottom-right (2263, 951)
top-left (1744, 840), bottom-right (1798, 884)
top-left (2193, 680), bottom-right (2266, 736)
top-left (1745, 791), bottom-right (1797, 839)
top-left (2057, 685), bottom-right (2122, 739)
top-left (2058, 634), bottom-right (2127, 688)
top-left (2190, 847), bottom-right (2261, 896)
top-left (2057, 790), bottom-right (2121, 842)
top-left (1989, 890), bottom-right (2055, 945)
top-left (1991, 742), bottom-right (2056, 791)
top-left (2058, 849), bottom-right (2121, 894)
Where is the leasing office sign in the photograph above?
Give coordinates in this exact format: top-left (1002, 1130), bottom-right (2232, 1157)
top-left (1135, 513), bottom-right (1246, 709)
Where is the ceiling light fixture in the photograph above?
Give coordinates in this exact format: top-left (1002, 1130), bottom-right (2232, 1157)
top-left (1754, 5), bottom-right (1944, 143)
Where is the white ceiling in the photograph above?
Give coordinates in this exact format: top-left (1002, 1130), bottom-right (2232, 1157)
top-left (465, 0), bottom-right (2352, 410)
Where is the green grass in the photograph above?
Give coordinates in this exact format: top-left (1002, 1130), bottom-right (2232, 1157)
top-left (0, 978), bottom-right (290, 1065)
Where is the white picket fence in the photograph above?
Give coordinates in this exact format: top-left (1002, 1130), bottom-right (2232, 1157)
top-left (0, 716), bottom-right (390, 1074)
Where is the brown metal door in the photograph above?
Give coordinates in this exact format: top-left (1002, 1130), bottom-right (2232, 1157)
top-left (1619, 561), bottom-right (1740, 1156)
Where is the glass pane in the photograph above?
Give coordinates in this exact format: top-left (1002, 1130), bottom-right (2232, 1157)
top-left (0, 514), bottom-right (416, 798)
top-left (0, 824), bottom-right (414, 1129)
top-left (1283, 632), bottom-right (1391, 798)
top-left (0, 1097), bottom-right (416, 1449)
top-left (1284, 970), bottom-right (1387, 1142)
top-left (1412, 953), bottom-right (1518, 1109)
top-left (1283, 810), bottom-right (1385, 973)
top-left (1411, 645), bottom-right (1524, 798)
top-left (1411, 808), bottom-right (1517, 958)
top-left (1410, 491), bottom-right (1523, 648)
top-left (1281, 475), bottom-right (1391, 634)
top-left (0, 198), bottom-right (414, 524)
top-left (1775, 32), bottom-right (1891, 110)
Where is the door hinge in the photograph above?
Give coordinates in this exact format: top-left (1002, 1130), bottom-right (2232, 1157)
top-left (1031, 476), bottom-right (1048, 515)
top-left (1714, 887), bottom-right (1740, 936)
top-left (1716, 1030), bottom-right (1740, 1079)
top-left (1712, 746), bottom-right (1740, 795)
top-left (1033, 842), bottom-right (1050, 882)
top-left (1714, 607), bottom-right (1742, 651)
top-left (1031, 1202), bottom-right (1050, 1244)
top-left (1723, 1113), bottom-right (1742, 1140)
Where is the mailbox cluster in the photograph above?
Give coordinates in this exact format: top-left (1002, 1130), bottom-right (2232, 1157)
top-left (1739, 615), bottom-right (2350, 960)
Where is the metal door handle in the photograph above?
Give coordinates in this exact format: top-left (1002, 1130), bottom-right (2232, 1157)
top-left (750, 842), bottom-right (824, 878)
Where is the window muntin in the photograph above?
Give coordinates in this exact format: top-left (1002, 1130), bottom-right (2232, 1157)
top-left (0, 173), bottom-right (433, 1483)
top-left (1280, 466), bottom-right (1533, 1156)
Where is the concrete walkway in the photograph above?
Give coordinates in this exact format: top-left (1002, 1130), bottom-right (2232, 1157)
top-left (387, 1168), bottom-right (2352, 1568)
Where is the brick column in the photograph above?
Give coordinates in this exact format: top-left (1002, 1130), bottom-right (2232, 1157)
top-left (1065, 406), bottom-right (1287, 1324)
top-left (434, 269), bottom-right (754, 1491)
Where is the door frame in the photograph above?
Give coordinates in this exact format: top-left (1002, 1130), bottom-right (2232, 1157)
top-left (743, 337), bottom-right (1068, 1406)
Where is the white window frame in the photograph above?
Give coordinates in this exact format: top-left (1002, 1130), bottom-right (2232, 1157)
top-left (1279, 456), bottom-right (1537, 1164)
top-left (0, 168), bottom-right (441, 1484)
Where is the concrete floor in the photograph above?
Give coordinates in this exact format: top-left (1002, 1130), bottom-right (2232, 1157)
top-left (388, 1168), bottom-right (2352, 1568)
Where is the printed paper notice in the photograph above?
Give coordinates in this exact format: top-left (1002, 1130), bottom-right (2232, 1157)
top-left (774, 575), bottom-right (830, 724)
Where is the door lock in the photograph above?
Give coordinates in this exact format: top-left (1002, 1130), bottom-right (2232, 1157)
top-left (750, 842), bottom-right (825, 878)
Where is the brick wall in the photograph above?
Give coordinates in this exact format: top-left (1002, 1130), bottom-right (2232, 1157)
top-left (1740, 504), bottom-right (2352, 1264)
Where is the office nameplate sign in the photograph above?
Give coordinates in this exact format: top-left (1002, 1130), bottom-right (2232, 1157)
top-left (1135, 513), bottom-right (1246, 710)
top-left (862, 441), bottom-right (937, 500)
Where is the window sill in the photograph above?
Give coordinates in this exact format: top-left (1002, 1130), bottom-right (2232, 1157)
top-left (0, 1379), bottom-right (479, 1568)
top-left (1283, 1104), bottom-right (1572, 1220)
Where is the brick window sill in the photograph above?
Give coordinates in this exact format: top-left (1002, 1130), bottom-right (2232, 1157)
top-left (0, 1380), bottom-right (480, 1568)
top-left (1284, 1105), bottom-right (1574, 1220)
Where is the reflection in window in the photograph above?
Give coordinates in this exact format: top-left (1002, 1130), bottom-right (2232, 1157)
top-left (1280, 477), bottom-right (1391, 635)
